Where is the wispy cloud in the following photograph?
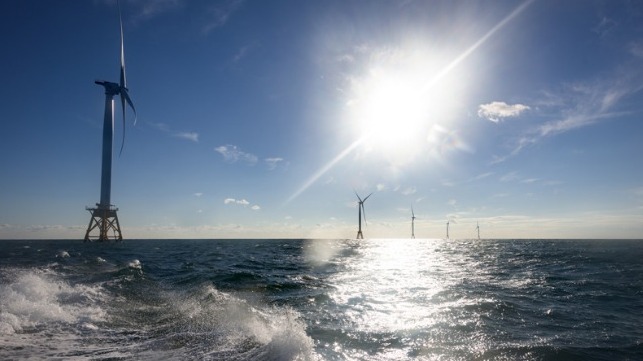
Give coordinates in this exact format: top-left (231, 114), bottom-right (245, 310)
top-left (215, 144), bottom-right (258, 165)
top-left (223, 197), bottom-right (260, 211)
top-left (174, 132), bottom-right (199, 142)
top-left (203, 0), bottom-right (244, 33)
top-left (478, 101), bottom-right (530, 123)
top-left (119, 0), bottom-right (183, 22)
top-left (148, 121), bottom-right (199, 142)
top-left (401, 186), bottom-right (417, 196)
top-left (233, 43), bottom-right (255, 63)
top-left (264, 157), bottom-right (285, 170)
top-left (224, 198), bottom-right (249, 205)
top-left (501, 58), bottom-right (643, 158)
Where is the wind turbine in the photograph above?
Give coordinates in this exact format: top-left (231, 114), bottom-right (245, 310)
top-left (476, 221), bottom-right (480, 240)
top-left (446, 220), bottom-right (450, 240)
top-left (355, 192), bottom-right (372, 239)
top-left (84, 2), bottom-right (137, 242)
top-left (411, 206), bottom-right (416, 239)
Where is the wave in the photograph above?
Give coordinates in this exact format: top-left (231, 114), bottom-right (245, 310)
top-left (143, 283), bottom-right (318, 360)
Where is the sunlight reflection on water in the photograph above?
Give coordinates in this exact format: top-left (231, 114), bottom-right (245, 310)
top-left (325, 239), bottom-right (500, 359)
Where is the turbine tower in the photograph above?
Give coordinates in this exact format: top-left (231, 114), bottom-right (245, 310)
top-left (84, 2), bottom-right (137, 242)
top-left (411, 206), bottom-right (416, 239)
top-left (446, 220), bottom-right (450, 240)
top-left (355, 192), bottom-right (372, 239)
top-left (476, 221), bottom-right (480, 240)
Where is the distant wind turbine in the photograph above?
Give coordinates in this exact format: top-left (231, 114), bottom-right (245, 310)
top-left (84, 1), bottom-right (137, 242)
top-left (446, 220), bottom-right (450, 240)
top-left (411, 206), bottom-right (416, 239)
top-left (355, 192), bottom-right (372, 239)
top-left (476, 221), bottom-right (480, 240)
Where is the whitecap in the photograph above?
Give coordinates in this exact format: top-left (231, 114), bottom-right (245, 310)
top-left (0, 269), bottom-right (107, 334)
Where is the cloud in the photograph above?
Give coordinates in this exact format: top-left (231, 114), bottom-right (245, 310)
top-left (203, 0), bottom-right (244, 33)
top-left (233, 44), bottom-right (255, 63)
top-left (173, 132), bottom-right (199, 142)
top-left (124, 0), bottom-right (183, 21)
top-left (264, 157), bottom-right (284, 170)
top-left (148, 121), bottom-right (199, 142)
top-left (478, 101), bottom-right (530, 123)
top-left (193, 192), bottom-right (203, 197)
top-left (630, 41), bottom-right (643, 58)
top-left (215, 145), bottom-right (258, 165)
top-left (224, 198), bottom-right (261, 210)
top-left (401, 187), bottom-right (416, 196)
top-left (224, 198), bottom-right (249, 205)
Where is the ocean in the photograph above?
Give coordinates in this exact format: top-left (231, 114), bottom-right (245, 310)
top-left (0, 239), bottom-right (641, 360)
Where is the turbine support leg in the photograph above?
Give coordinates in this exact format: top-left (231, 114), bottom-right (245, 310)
top-left (84, 205), bottom-right (123, 242)
top-left (356, 230), bottom-right (363, 239)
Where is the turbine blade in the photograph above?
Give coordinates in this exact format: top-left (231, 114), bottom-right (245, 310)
top-left (354, 191), bottom-right (362, 203)
top-left (119, 0), bottom-right (126, 90)
top-left (119, 93), bottom-right (126, 156)
top-left (118, 89), bottom-right (137, 156)
top-left (363, 192), bottom-right (373, 202)
top-left (362, 204), bottom-right (367, 225)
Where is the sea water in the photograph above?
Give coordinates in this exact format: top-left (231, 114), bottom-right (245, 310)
top-left (0, 239), bottom-right (641, 360)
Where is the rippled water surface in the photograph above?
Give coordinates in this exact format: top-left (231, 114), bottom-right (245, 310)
top-left (1, 239), bottom-right (642, 360)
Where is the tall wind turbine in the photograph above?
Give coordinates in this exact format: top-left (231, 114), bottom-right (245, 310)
top-left (84, 2), bottom-right (137, 242)
top-left (411, 206), bottom-right (416, 239)
top-left (476, 221), bottom-right (480, 240)
top-left (355, 192), bottom-right (372, 239)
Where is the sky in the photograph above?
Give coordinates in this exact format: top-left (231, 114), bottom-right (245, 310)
top-left (1, 0), bottom-right (643, 240)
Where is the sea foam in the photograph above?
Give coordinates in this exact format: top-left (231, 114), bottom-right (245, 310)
top-left (0, 268), bottom-right (106, 334)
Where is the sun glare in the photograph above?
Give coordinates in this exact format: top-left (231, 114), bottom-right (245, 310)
top-left (344, 48), bottom-right (463, 165)
top-left (351, 70), bottom-right (427, 148)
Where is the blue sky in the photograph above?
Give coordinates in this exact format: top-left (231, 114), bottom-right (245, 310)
top-left (1, 0), bottom-right (642, 239)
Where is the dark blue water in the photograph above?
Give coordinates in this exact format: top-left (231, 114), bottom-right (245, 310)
top-left (1, 239), bottom-right (642, 360)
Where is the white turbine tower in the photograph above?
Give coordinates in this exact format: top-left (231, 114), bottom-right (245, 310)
top-left (411, 206), bottom-right (416, 239)
top-left (84, 1), bottom-right (137, 242)
top-left (355, 192), bottom-right (372, 239)
top-left (476, 221), bottom-right (480, 240)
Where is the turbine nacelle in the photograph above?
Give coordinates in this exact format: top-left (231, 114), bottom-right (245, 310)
top-left (95, 80), bottom-right (122, 95)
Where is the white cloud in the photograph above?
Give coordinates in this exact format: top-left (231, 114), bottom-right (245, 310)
top-left (173, 132), bottom-right (199, 142)
top-left (233, 44), bottom-right (254, 63)
top-left (224, 198), bottom-right (249, 205)
top-left (224, 198), bottom-right (261, 210)
top-left (193, 192), bottom-right (203, 197)
top-left (401, 187), bottom-right (416, 196)
top-left (500, 172), bottom-right (520, 182)
top-left (264, 157), bottom-right (284, 170)
top-left (478, 101), bottom-right (530, 123)
top-left (203, 0), bottom-right (244, 33)
top-left (129, 0), bottom-right (182, 21)
top-left (630, 41), bottom-right (643, 58)
top-left (148, 121), bottom-right (199, 142)
top-left (215, 145), bottom-right (258, 165)
top-left (376, 183), bottom-right (386, 191)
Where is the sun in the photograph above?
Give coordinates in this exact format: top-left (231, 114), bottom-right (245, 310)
top-left (352, 69), bottom-right (427, 148)
top-left (344, 50), bottom-right (459, 164)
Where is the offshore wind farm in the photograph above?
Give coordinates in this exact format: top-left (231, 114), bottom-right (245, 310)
top-left (1, 0), bottom-right (643, 240)
top-left (1, 2), bottom-right (643, 360)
